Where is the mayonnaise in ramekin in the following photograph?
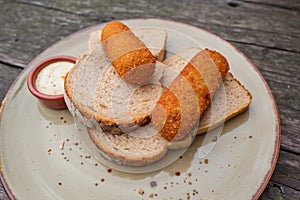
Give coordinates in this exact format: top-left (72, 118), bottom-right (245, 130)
top-left (35, 61), bottom-right (74, 95)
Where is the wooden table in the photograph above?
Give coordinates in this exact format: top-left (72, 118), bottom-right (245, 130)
top-left (0, 0), bottom-right (299, 199)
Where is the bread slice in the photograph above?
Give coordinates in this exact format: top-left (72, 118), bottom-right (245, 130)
top-left (88, 125), bottom-right (168, 167)
top-left (86, 48), bottom-right (252, 167)
top-left (65, 29), bottom-right (167, 132)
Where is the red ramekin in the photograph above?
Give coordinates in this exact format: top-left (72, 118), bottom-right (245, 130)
top-left (27, 55), bottom-right (76, 110)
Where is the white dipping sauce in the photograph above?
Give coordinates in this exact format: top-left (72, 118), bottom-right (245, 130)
top-left (35, 61), bottom-right (74, 95)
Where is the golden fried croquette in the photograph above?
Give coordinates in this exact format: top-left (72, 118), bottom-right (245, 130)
top-left (152, 49), bottom-right (229, 141)
top-left (101, 21), bottom-right (156, 85)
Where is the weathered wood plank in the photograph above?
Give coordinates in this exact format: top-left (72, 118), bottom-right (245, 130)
top-left (239, 0), bottom-right (300, 10)
top-left (0, 0), bottom-right (99, 67)
top-left (259, 150), bottom-right (300, 200)
top-left (260, 181), bottom-right (300, 200)
top-left (0, 0), bottom-right (299, 67)
top-left (16, 0), bottom-right (299, 35)
top-left (270, 150), bottom-right (300, 191)
top-left (260, 150), bottom-right (300, 199)
top-left (0, 64), bottom-right (22, 105)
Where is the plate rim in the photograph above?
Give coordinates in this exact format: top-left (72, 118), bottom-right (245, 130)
top-left (0, 18), bottom-right (281, 200)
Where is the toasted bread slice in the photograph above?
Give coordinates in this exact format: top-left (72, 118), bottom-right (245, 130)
top-left (64, 29), bottom-right (167, 132)
top-left (88, 125), bottom-right (168, 167)
top-left (86, 48), bottom-right (252, 167)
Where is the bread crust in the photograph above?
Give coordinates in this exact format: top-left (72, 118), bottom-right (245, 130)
top-left (88, 128), bottom-right (168, 167)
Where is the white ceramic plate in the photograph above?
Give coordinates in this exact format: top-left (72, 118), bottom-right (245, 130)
top-left (0, 19), bottom-right (280, 200)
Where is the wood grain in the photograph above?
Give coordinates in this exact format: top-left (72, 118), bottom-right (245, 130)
top-left (272, 151), bottom-right (300, 191)
top-left (0, 63), bottom-right (22, 105)
top-left (0, 0), bottom-right (99, 67)
top-left (260, 181), bottom-right (300, 200)
top-left (0, 0), bottom-right (299, 199)
top-left (1, 0), bottom-right (299, 67)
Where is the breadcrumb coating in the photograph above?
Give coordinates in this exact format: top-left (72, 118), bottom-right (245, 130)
top-left (153, 49), bottom-right (229, 141)
top-left (101, 21), bottom-right (156, 84)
